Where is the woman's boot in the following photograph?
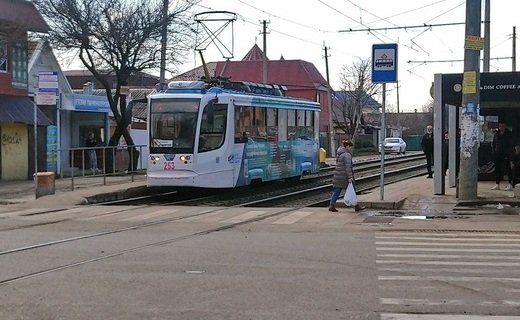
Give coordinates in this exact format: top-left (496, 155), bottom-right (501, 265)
top-left (354, 204), bottom-right (365, 212)
top-left (328, 205), bottom-right (338, 212)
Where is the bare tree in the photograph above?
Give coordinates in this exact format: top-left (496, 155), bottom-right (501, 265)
top-left (35, 0), bottom-right (198, 170)
top-left (421, 98), bottom-right (434, 112)
top-left (333, 58), bottom-right (380, 143)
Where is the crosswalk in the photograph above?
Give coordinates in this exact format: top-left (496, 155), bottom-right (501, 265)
top-left (376, 231), bottom-right (520, 319)
top-left (0, 206), bottom-right (358, 226)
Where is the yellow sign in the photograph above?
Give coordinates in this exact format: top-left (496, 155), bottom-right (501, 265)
top-left (464, 35), bottom-right (484, 51)
top-left (462, 71), bottom-right (477, 94)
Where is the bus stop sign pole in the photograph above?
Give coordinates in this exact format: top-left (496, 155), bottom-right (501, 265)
top-left (371, 43), bottom-right (398, 201)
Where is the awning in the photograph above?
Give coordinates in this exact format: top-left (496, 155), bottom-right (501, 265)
top-left (0, 94), bottom-right (52, 126)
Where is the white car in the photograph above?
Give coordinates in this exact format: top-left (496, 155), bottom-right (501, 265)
top-left (379, 137), bottom-right (407, 154)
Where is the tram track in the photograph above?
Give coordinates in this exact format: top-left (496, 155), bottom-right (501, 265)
top-left (0, 154), bottom-right (426, 286)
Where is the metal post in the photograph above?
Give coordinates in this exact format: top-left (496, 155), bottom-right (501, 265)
top-left (159, 0), bottom-right (168, 90)
top-left (513, 26), bottom-right (517, 72)
top-left (483, 0), bottom-right (490, 72)
top-left (103, 147), bottom-right (106, 185)
top-left (380, 83), bottom-right (386, 200)
top-left (262, 20), bottom-right (268, 84)
top-left (33, 101), bottom-right (38, 198)
top-left (459, 0), bottom-right (482, 201)
top-left (324, 45), bottom-right (336, 157)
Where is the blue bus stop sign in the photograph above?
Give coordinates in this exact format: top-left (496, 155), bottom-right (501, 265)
top-left (371, 43), bottom-right (398, 83)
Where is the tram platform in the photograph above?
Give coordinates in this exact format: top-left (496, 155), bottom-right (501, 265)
top-left (0, 168), bottom-right (519, 216)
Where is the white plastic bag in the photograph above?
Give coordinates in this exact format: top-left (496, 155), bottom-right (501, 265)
top-left (343, 182), bottom-right (358, 206)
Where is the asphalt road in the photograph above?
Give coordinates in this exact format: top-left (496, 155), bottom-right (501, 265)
top-left (0, 204), bottom-right (519, 319)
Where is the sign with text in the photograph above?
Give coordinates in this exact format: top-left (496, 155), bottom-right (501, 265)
top-left (371, 43), bottom-right (398, 83)
top-left (38, 71), bottom-right (58, 105)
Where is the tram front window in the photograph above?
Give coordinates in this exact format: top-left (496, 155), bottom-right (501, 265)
top-left (149, 98), bottom-right (199, 153)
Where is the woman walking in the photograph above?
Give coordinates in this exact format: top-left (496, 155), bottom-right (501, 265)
top-left (328, 140), bottom-right (364, 212)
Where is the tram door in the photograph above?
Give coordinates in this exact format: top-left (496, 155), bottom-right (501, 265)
top-left (196, 102), bottom-right (234, 187)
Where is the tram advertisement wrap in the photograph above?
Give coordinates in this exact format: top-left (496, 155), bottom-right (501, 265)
top-left (234, 137), bottom-right (319, 186)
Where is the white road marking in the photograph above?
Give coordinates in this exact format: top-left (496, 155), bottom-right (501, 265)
top-left (380, 313), bottom-right (520, 319)
top-left (376, 241), bottom-right (520, 247)
top-left (376, 235), bottom-right (520, 242)
top-left (378, 275), bottom-right (520, 282)
top-left (220, 210), bottom-right (266, 223)
top-left (376, 260), bottom-right (520, 266)
top-left (120, 208), bottom-right (177, 221)
top-left (271, 211), bottom-right (313, 224)
top-left (377, 253), bottom-right (520, 260)
top-left (377, 247), bottom-right (520, 253)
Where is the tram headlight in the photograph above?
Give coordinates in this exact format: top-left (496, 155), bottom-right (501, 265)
top-left (179, 155), bottom-right (191, 162)
top-left (150, 155), bottom-right (160, 162)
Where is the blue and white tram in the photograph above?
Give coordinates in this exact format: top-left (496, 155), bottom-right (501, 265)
top-left (147, 80), bottom-right (321, 188)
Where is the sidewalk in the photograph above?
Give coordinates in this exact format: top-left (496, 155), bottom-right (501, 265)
top-left (1, 166), bottom-right (520, 216)
top-left (0, 174), bottom-right (146, 207)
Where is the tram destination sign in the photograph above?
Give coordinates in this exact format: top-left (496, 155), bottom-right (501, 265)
top-left (371, 43), bottom-right (398, 83)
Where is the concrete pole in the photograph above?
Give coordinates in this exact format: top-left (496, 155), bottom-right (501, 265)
top-left (262, 20), bottom-right (268, 84)
top-left (159, 0), bottom-right (168, 90)
top-left (324, 45), bottom-right (336, 157)
top-left (483, 0), bottom-right (490, 72)
top-left (459, 0), bottom-right (482, 201)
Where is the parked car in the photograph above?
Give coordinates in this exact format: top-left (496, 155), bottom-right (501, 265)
top-left (379, 137), bottom-right (407, 154)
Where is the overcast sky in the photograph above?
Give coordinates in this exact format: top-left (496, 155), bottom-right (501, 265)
top-left (178, 0), bottom-right (517, 112)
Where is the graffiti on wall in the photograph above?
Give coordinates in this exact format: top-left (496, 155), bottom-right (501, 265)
top-left (1, 132), bottom-right (22, 145)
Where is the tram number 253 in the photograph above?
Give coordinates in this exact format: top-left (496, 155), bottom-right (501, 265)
top-left (163, 161), bottom-right (175, 170)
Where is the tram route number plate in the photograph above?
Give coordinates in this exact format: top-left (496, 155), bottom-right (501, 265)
top-left (163, 161), bottom-right (175, 170)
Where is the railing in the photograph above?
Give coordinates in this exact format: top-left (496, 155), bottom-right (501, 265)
top-left (57, 144), bottom-right (147, 190)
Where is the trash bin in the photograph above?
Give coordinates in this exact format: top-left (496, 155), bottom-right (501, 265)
top-left (34, 172), bottom-right (55, 198)
top-left (319, 148), bottom-right (327, 164)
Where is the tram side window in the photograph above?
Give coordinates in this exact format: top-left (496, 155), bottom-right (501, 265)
top-left (266, 108), bottom-right (278, 142)
top-left (235, 106), bottom-right (254, 143)
top-left (198, 103), bottom-right (227, 152)
top-left (287, 109), bottom-right (296, 140)
top-left (254, 107), bottom-right (267, 140)
top-left (305, 110), bottom-right (315, 139)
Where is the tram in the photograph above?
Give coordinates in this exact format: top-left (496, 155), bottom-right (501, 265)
top-left (146, 80), bottom-right (321, 188)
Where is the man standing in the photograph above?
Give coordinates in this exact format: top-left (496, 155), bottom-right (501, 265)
top-left (492, 122), bottom-right (513, 190)
top-left (421, 125), bottom-right (434, 178)
top-left (85, 132), bottom-right (99, 174)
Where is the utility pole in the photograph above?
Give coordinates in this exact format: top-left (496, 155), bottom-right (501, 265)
top-left (396, 81), bottom-right (401, 136)
top-left (483, 0), bottom-right (490, 72)
top-left (159, 0), bottom-right (168, 90)
top-left (459, 0), bottom-right (482, 201)
top-left (261, 20), bottom-right (269, 84)
top-left (513, 26), bottom-right (517, 71)
top-left (324, 45), bottom-right (336, 157)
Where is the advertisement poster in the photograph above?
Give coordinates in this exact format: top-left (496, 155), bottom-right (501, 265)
top-left (46, 125), bottom-right (57, 171)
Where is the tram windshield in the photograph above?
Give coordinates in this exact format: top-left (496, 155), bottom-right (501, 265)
top-left (149, 98), bottom-right (200, 153)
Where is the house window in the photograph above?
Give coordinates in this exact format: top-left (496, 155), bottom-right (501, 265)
top-left (0, 38), bottom-right (7, 73)
top-left (11, 42), bottom-right (27, 88)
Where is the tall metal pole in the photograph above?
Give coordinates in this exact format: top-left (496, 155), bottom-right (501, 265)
top-left (159, 0), bottom-right (168, 90)
top-left (262, 20), bottom-right (268, 84)
top-left (324, 45), bottom-right (336, 157)
top-left (380, 83), bottom-right (386, 200)
top-left (483, 0), bottom-right (490, 72)
top-left (34, 101), bottom-right (38, 198)
top-left (459, 0), bottom-right (482, 201)
top-left (513, 26), bottom-right (517, 72)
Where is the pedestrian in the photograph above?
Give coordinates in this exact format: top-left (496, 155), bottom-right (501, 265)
top-left (510, 145), bottom-right (520, 189)
top-left (85, 131), bottom-right (99, 174)
top-left (328, 140), bottom-right (364, 212)
top-left (491, 122), bottom-right (513, 190)
top-left (421, 125), bottom-right (434, 178)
